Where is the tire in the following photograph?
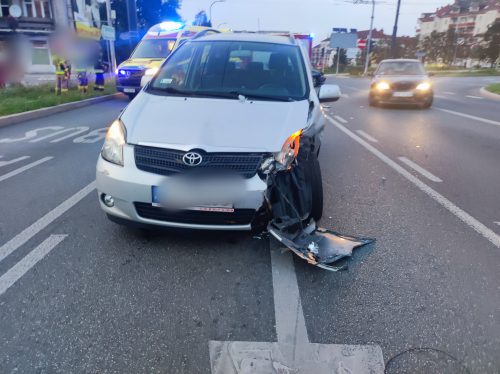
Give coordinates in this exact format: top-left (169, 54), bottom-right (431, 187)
top-left (126, 93), bottom-right (137, 101)
top-left (421, 96), bottom-right (433, 109)
top-left (308, 155), bottom-right (324, 221)
top-left (369, 95), bottom-right (378, 107)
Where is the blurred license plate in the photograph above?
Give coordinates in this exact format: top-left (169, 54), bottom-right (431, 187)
top-left (124, 88), bottom-right (135, 93)
top-left (151, 186), bottom-right (234, 212)
top-left (393, 91), bottom-right (413, 97)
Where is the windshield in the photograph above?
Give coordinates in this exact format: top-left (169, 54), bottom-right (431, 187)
top-left (376, 61), bottom-right (425, 75)
top-left (131, 39), bottom-right (176, 59)
top-left (149, 40), bottom-right (308, 101)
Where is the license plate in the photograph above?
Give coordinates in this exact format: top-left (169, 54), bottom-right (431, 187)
top-left (151, 186), bottom-right (234, 211)
top-left (393, 91), bottom-right (413, 97)
top-left (124, 88), bottom-right (135, 93)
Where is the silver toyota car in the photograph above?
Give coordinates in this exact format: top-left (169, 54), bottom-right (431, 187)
top-left (96, 33), bottom-right (340, 230)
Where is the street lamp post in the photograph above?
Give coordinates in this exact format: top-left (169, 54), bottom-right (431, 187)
top-left (364, 0), bottom-right (375, 75)
top-left (209, 0), bottom-right (226, 24)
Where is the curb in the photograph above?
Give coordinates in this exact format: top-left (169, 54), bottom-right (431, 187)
top-left (480, 87), bottom-right (500, 101)
top-left (0, 93), bottom-right (123, 128)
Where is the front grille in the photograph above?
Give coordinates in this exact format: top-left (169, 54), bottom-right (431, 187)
top-left (117, 70), bottom-right (144, 86)
top-left (134, 145), bottom-right (266, 179)
top-left (392, 81), bottom-right (417, 91)
top-left (134, 203), bottom-right (256, 225)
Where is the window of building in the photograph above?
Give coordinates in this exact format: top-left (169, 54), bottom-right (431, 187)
top-left (32, 41), bottom-right (50, 65)
top-left (0, 0), bottom-right (10, 17)
top-left (23, 0), bottom-right (34, 17)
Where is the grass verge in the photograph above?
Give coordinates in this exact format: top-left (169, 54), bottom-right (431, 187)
top-left (0, 81), bottom-right (116, 116)
top-left (430, 69), bottom-right (500, 77)
top-left (486, 83), bottom-right (500, 94)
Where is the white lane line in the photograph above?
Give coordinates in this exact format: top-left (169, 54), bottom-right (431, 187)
top-left (326, 115), bottom-right (500, 249)
top-left (434, 95), bottom-right (448, 99)
top-left (0, 156), bottom-right (30, 168)
top-left (0, 157), bottom-right (53, 183)
top-left (0, 235), bottom-right (67, 297)
top-left (0, 181), bottom-right (95, 263)
top-left (444, 91), bottom-right (456, 95)
top-left (466, 95), bottom-right (483, 100)
top-left (356, 130), bottom-right (378, 143)
top-left (334, 115), bottom-right (348, 124)
top-left (495, 222), bottom-right (500, 226)
top-left (271, 249), bottom-right (308, 347)
top-left (435, 107), bottom-right (500, 127)
top-left (341, 93), bottom-right (350, 99)
top-left (398, 157), bottom-right (443, 183)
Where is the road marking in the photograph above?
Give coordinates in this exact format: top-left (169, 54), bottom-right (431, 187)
top-left (0, 157), bottom-right (53, 183)
top-left (434, 95), bottom-right (448, 99)
top-left (0, 235), bottom-right (67, 297)
top-left (334, 115), bottom-right (348, 124)
top-left (398, 157), bottom-right (443, 183)
top-left (326, 115), bottom-right (500, 249)
top-left (0, 181), bottom-right (95, 263)
top-left (435, 108), bottom-right (500, 127)
top-left (209, 249), bottom-right (384, 373)
top-left (356, 130), bottom-right (378, 143)
top-left (444, 91), bottom-right (456, 95)
top-left (495, 222), bottom-right (500, 226)
top-left (49, 127), bottom-right (90, 143)
top-left (341, 93), bottom-right (350, 99)
top-left (466, 95), bottom-right (483, 100)
top-left (0, 156), bottom-right (30, 168)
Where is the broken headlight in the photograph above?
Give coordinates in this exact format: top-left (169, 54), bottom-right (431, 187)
top-left (275, 129), bottom-right (302, 169)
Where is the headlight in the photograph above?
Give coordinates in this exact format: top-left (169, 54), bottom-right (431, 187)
top-left (416, 82), bottom-right (431, 91)
top-left (101, 119), bottom-right (126, 166)
top-left (115, 68), bottom-right (119, 75)
top-left (274, 130), bottom-right (302, 170)
top-left (376, 81), bottom-right (391, 91)
top-left (145, 67), bottom-right (159, 76)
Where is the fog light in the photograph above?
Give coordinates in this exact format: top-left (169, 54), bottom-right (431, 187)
top-left (103, 194), bottom-right (115, 207)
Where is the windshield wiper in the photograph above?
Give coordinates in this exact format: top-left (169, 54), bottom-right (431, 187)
top-left (228, 91), bottom-right (296, 102)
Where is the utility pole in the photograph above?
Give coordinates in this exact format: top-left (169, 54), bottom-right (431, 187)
top-left (104, 0), bottom-right (116, 74)
top-left (364, 0), bottom-right (375, 75)
top-left (391, 0), bottom-right (402, 58)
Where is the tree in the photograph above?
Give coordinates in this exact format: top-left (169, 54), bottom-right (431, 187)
top-left (137, 0), bottom-right (162, 31)
top-left (193, 10), bottom-right (211, 27)
top-left (483, 21), bottom-right (500, 67)
top-left (160, 0), bottom-right (182, 22)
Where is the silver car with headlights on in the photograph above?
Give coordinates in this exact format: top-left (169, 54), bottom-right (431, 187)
top-left (96, 33), bottom-right (341, 230)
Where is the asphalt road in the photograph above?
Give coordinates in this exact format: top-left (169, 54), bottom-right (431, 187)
top-left (0, 76), bottom-right (499, 373)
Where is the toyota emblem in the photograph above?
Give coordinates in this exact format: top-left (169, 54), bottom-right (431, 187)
top-left (182, 152), bottom-right (203, 166)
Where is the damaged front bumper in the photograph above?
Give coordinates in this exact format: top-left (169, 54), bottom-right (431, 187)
top-left (262, 136), bottom-right (374, 271)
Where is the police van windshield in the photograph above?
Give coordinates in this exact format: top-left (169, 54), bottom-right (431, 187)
top-left (149, 40), bottom-right (309, 101)
top-left (131, 39), bottom-right (176, 59)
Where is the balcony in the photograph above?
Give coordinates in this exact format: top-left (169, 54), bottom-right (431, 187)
top-left (0, 16), bottom-right (54, 32)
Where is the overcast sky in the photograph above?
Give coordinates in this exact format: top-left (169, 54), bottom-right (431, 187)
top-left (179, 0), bottom-right (452, 43)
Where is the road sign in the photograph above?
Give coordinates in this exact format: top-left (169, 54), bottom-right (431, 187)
top-left (101, 25), bottom-right (116, 41)
top-left (357, 39), bottom-right (367, 49)
top-left (330, 32), bottom-right (358, 49)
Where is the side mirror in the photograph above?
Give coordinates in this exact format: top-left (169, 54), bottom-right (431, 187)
top-left (318, 84), bottom-right (341, 103)
top-left (428, 72), bottom-right (435, 77)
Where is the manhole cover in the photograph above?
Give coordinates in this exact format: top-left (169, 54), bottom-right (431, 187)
top-left (385, 348), bottom-right (470, 374)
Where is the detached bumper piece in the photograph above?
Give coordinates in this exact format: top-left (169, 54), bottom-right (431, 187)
top-left (264, 137), bottom-right (374, 271)
top-left (269, 223), bottom-right (373, 272)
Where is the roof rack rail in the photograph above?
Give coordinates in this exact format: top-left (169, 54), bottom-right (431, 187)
top-left (192, 29), bottom-right (222, 40)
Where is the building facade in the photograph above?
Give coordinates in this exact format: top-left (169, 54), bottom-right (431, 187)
top-left (417, 0), bottom-right (500, 38)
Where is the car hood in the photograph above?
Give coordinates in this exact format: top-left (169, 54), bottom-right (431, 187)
top-left (122, 92), bottom-right (310, 153)
top-left (118, 59), bottom-right (164, 70)
top-left (372, 75), bottom-right (428, 83)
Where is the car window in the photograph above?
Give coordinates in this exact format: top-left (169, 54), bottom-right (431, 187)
top-left (149, 40), bottom-right (308, 101)
top-left (376, 61), bottom-right (425, 75)
top-left (131, 39), bottom-right (176, 59)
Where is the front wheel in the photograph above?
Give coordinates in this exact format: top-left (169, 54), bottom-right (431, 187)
top-left (126, 93), bottom-right (137, 101)
top-left (369, 94), bottom-right (378, 107)
top-left (308, 155), bottom-right (324, 222)
top-left (421, 96), bottom-right (433, 109)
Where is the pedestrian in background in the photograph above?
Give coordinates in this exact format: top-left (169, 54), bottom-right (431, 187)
top-left (94, 58), bottom-right (105, 91)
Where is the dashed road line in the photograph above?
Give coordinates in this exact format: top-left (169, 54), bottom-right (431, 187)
top-left (333, 115), bottom-right (348, 124)
top-left (0, 235), bottom-right (67, 297)
top-left (0, 157), bottom-right (53, 183)
top-left (0, 156), bottom-right (30, 168)
top-left (398, 157), bottom-right (443, 183)
top-left (0, 181), bottom-right (95, 263)
top-left (495, 222), bottom-right (500, 226)
top-left (466, 95), bottom-right (483, 100)
top-left (444, 91), bottom-right (456, 95)
top-left (341, 93), bottom-right (350, 99)
top-left (435, 108), bottom-right (500, 127)
top-left (326, 115), bottom-right (500, 249)
top-left (434, 95), bottom-right (448, 99)
top-left (356, 130), bottom-right (378, 143)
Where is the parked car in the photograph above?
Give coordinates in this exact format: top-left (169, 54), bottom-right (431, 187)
top-left (97, 33), bottom-right (340, 230)
top-left (368, 59), bottom-right (434, 108)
